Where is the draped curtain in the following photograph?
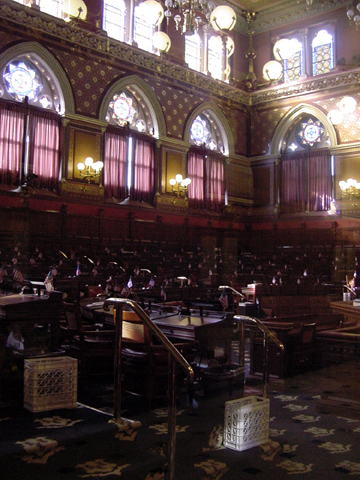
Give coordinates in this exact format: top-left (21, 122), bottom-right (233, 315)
top-left (131, 136), bottom-right (155, 203)
top-left (187, 150), bottom-right (205, 209)
top-left (103, 129), bottom-right (127, 199)
top-left (207, 154), bottom-right (225, 211)
top-left (0, 102), bottom-right (25, 186)
top-left (308, 150), bottom-right (332, 211)
top-left (281, 149), bottom-right (331, 213)
top-left (28, 109), bottom-right (60, 191)
top-left (281, 152), bottom-right (307, 214)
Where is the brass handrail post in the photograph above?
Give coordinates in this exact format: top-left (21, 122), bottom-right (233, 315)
top-left (233, 315), bottom-right (285, 398)
top-left (167, 354), bottom-right (176, 480)
top-left (103, 297), bottom-right (194, 479)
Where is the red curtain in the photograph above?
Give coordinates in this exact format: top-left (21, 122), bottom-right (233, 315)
top-left (281, 149), bottom-right (331, 213)
top-left (281, 152), bottom-right (307, 213)
top-left (131, 136), bottom-right (155, 203)
top-left (187, 150), bottom-right (205, 209)
top-left (308, 150), bottom-right (332, 211)
top-left (207, 154), bottom-right (225, 211)
top-left (103, 130), bottom-right (127, 199)
top-left (29, 110), bottom-right (60, 191)
top-left (0, 102), bottom-right (24, 186)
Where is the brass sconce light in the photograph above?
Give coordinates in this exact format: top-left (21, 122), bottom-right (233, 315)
top-left (169, 174), bottom-right (191, 201)
top-left (77, 157), bottom-right (104, 183)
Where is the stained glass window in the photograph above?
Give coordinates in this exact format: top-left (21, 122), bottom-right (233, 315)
top-left (296, 118), bottom-right (325, 147)
top-left (284, 39), bottom-right (303, 82)
top-left (108, 92), bottom-right (137, 126)
top-left (189, 112), bottom-right (224, 153)
top-left (106, 89), bottom-right (153, 134)
top-left (190, 115), bottom-right (211, 147)
top-left (312, 29), bottom-right (333, 76)
top-left (2, 58), bottom-right (61, 112)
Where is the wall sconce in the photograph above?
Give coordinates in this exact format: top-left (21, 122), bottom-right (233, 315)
top-left (339, 178), bottom-right (360, 198)
top-left (169, 174), bottom-right (191, 200)
top-left (77, 157), bottom-right (104, 183)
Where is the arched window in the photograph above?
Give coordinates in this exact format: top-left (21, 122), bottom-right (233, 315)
top-left (280, 115), bottom-right (332, 213)
top-left (103, 0), bottom-right (127, 43)
top-left (312, 29), bottom-right (334, 76)
top-left (0, 54), bottom-right (62, 190)
top-left (187, 112), bottom-right (226, 211)
top-left (103, 88), bottom-right (156, 203)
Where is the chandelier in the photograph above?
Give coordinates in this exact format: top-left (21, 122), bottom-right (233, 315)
top-left (163, 0), bottom-right (236, 36)
top-left (347, 2), bottom-right (360, 29)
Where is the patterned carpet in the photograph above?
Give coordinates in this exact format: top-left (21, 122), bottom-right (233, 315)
top-left (1, 360), bottom-right (360, 480)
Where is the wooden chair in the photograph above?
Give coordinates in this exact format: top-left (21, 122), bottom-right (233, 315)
top-left (120, 310), bottom-right (192, 411)
top-left (290, 322), bottom-right (317, 374)
top-left (65, 302), bottom-right (115, 382)
top-left (194, 317), bottom-right (245, 396)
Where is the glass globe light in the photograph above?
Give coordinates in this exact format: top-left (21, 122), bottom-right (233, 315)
top-left (153, 31), bottom-right (171, 52)
top-left (169, 178), bottom-right (176, 186)
top-left (210, 6), bottom-right (236, 31)
top-left (263, 60), bottom-right (283, 82)
top-left (63, 0), bottom-right (87, 21)
top-left (84, 157), bottom-right (94, 167)
top-left (77, 162), bottom-right (85, 171)
top-left (338, 96), bottom-right (357, 114)
top-left (175, 174), bottom-right (183, 183)
top-left (327, 109), bottom-right (343, 125)
top-left (273, 38), bottom-right (294, 61)
top-left (140, 0), bottom-right (164, 26)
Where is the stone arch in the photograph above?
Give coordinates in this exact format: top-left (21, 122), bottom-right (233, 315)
top-left (270, 103), bottom-right (338, 155)
top-left (99, 75), bottom-right (165, 138)
top-left (184, 101), bottom-right (235, 156)
top-left (0, 41), bottom-right (75, 114)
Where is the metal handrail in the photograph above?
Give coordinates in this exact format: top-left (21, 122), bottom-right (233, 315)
top-left (234, 314), bottom-right (285, 398)
top-left (103, 297), bottom-right (194, 480)
top-left (218, 284), bottom-right (246, 300)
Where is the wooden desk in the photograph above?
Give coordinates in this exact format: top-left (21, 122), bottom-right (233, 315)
top-left (79, 298), bottom-right (226, 342)
top-left (0, 291), bottom-right (63, 351)
top-left (330, 301), bottom-right (360, 325)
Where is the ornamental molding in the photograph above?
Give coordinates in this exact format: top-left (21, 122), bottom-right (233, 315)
top-left (251, 70), bottom-right (360, 105)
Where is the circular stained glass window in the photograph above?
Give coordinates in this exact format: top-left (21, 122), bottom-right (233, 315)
top-left (296, 117), bottom-right (325, 147)
top-left (3, 60), bottom-right (42, 102)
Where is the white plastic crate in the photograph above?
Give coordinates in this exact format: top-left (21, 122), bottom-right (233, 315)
top-left (24, 356), bottom-right (78, 412)
top-left (223, 395), bottom-right (270, 451)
